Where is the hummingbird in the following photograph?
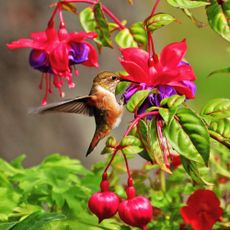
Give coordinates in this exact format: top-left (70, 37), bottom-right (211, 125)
top-left (33, 71), bottom-right (123, 156)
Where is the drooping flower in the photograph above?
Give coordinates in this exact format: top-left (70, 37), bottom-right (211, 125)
top-left (180, 189), bottom-right (223, 230)
top-left (118, 184), bottom-right (153, 229)
top-left (120, 40), bottom-right (196, 113)
top-left (7, 22), bottom-right (98, 105)
top-left (88, 175), bottom-right (119, 223)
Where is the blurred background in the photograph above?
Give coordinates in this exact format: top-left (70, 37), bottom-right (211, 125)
top-left (0, 0), bottom-right (229, 168)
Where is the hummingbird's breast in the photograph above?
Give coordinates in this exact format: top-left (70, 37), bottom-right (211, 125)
top-left (92, 86), bottom-right (123, 129)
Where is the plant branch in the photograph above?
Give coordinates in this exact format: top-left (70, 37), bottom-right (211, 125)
top-left (60, 0), bottom-right (125, 29)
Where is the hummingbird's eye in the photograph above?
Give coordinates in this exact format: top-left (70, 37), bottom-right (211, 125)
top-left (111, 76), bottom-right (117, 80)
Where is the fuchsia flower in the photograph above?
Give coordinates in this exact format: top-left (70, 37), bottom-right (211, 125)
top-left (7, 22), bottom-right (98, 105)
top-left (120, 40), bottom-right (196, 111)
top-left (180, 189), bottom-right (223, 230)
top-left (88, 174), bottom-right (119, 223)
top-left (118, 180), bottom-right (153, 229)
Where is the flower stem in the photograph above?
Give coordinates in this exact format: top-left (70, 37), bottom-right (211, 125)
top-left (151, 0), bottom-right (161, 16)
top-left (49, 2), bottom-right (61, 25)
top-left (123, 153), bottom-right (131, 178)
top-left (160, 170), bottom-right (166, 192)
top-left (103, 147), bottom-right (120, 175)
top-left (60, 0), bottom-right (125, 29)
top-left (124, 111), bottom-right (159, 137)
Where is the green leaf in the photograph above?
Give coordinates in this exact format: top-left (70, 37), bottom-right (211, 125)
top-left (209, 118), bottom-right (230, 139)
top-left (160, 94), bottom-right (186, 109)
top-left (79, 7), bottom-right (100, 43)
top-left (0, 222), bottom-right (17, 230)
top-left (11, 211), bottom-right (65, 230)
top-left (121, 135), bottom-right (142, 147)
top-left (115, 81), bottom-right (130, 95)
top-left (200, 98), bottom-right (230, 120)
top-left (0, 188), bottom-right (21, 221)
top-left (137, 119), bottom-right (172, 173)
top-left (130, 22), bottom-right (147, 48)
top-left (126, 90), bottom-right (151, 112)
top-left (206, 1), bottom-right (230, 42)
top-left (105, 136), bottom-right (117, 147)
top-left (180, 156), bottom-right (212, 185)
top-left (223, 1), bottom-right (230, 26)
top-left (167, 0), bottom-right (209, 9)
top-left (165, 108), bottom-right (210, 165)
top-left (122, 145), bottom-right (143, 155)
top-left (115, 28), bottom-right (138, 48)
top-left (146, 13), bottom-right (175, 32)
top-left (208, 66), bottom-right (230, 77)
top-left (93, 3), bottom-right (113, 47)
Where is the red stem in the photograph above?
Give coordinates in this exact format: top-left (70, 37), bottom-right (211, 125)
top-left (151, 0), bottom-right (161, 16)
top-left (156, 118), bottom-right (170, 167)
top-left (103, 147), bottom-right (119, 174)
top-left (60, 0), bottom-right (125, 29)
top-left (122, 153), bottom-right (131, 178)
top-left (49, 2), bottom-right (61, 25)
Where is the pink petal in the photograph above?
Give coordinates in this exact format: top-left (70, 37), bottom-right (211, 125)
top-left (49, 43), bottom-right (70, 76)
top-left (167, 81), bottom-right (194, 99)
top-left (120, 48), bottom-right (149, 73)
top-left (177, 65), bottom-right (196, 81)
top-left (30, 31), bottom-right (47, 41)
top-left (120, 58), bottom-right (152, 85)
top-left (7, 38), bottom-right (46, 50)
top-left (67, 32), bottom-right (97, 43)
top-left (160, 40), bottom-right (187, 70)
top-left (82, 42), bottom-right (99, 67)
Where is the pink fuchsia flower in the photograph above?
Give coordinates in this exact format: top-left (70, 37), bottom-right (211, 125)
top-left (180, 189), bottom-right (223, 230)
top-left (118, 185), bottom-right (153, 229)
top-left (120, 40), bottom-right (196, 111)
top-left (88, 175), bottom-right (119, 223)
top-left (7, 22), bottom-right (98, 105)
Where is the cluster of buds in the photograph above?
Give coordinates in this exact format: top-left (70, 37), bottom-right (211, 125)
top-left (88, 173), bottom-right (153, 229)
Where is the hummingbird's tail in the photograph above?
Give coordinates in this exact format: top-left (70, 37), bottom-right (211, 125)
top-left (86, 128), bottom-right (110, 156)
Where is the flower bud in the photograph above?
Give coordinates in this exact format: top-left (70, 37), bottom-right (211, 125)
top-left (118, 186), bottom-right (153, 229)
top-left (88, 175), bottom-right (119, 223)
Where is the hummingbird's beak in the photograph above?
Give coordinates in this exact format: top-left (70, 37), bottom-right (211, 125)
top-left (119, 77), bottom-right (139, 84)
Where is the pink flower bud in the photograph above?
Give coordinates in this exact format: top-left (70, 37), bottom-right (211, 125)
top-left (88, 175), bottom-right (119, 223)
top-left (118, 186), bottom-right (153, 229)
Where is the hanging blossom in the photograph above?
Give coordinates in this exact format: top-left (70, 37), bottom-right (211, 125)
top-left (7, 22), bottom-right (98, 105)
top-left (119, 40), bottom-right (196, 113)
top-left (180, 189), bottom-right (223, 230)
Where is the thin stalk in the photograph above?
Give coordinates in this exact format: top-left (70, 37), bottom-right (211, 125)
top-left (160, 170), bottom-right (166, 192)
top-left (151, 0), bottom-right (161, 16)
top-left (103, 147), bottom-right (120, 174)
top-left (61, 0), bottom-right (125, 29)
top-left (123, 153), bottom-right (131, 178)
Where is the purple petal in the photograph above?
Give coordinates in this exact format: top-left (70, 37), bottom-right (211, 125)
top-left (69, 42), bottom-right (89, 65)
top-left (29, 49), bottom-right (52, 73)
top-left (181, 80), bottom-right (196, 97)
top-left (150, 85), bottom-right (177, 107)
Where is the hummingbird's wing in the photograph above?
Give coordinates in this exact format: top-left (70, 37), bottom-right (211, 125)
top-left (30, 96), bottom-right (94, 116)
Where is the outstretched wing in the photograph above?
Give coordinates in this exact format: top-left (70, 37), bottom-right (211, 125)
top-left (30, 96), bottom-right (94, 116)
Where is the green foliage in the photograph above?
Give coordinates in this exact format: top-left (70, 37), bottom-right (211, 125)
top-left (206, 1), bottom-right (230, 42)
top-left (93, 3), bottom-right (113, 48)
top-left (130, 22), bottom-right (147, 49)
top-left (167, 0), bottom-right (209, 9)
top-left (115, 28), bottom-right (138, 48)
top-left (0, 150), bottom-right (229, 229)
top-left (201, 98), bottom-right (230, 120)
top-left (126, 90), bottom-right (151, 113)
top-left (164, 107), bottom-right (210, 165)
top-left (146, 13), bottom-right (175, 32)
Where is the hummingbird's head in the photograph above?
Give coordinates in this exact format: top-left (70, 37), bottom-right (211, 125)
top-left (93, 71), bottom-right (120, 93)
